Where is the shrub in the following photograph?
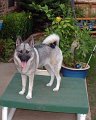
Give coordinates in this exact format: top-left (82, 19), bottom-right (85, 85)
top-left (0, 12), bottom-right (33, 40)
top-left (0, 39), bottom-right (15, 62)
top-left (17, 0), bottom-right (71, 32)
top-left (43, 5), bottom-right (94, 67)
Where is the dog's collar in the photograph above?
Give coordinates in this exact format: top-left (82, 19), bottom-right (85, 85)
top-left (34, 47), bottom-right (39, 69)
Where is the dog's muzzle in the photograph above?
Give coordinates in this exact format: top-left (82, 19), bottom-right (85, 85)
top-left (18, 54), bottom-right (30, 62)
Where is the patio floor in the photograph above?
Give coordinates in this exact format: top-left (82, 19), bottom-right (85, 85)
top-left (0, 63), bottom-right (76, 120)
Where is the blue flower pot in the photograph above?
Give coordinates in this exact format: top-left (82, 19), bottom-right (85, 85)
top-left (61, 65), bottom-right (90, 79)
top-left (0, 20), bottom-right (3, 30)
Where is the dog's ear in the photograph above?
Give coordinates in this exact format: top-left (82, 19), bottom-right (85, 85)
top-left (29, 36), bottom-right (34, 47)
top-left (26, 35), bottom-right (34, 47)
top-left (16, 36), bottom-right (22, 46)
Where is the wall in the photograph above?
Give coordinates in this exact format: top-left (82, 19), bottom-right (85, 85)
top-left (0, 0), bottom-right (16, 16)
top-left (75, 0), bottom-right (96, 17)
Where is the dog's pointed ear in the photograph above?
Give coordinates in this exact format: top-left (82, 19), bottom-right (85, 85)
top-left (26, 35), bottom-right (34, 47)
top-left (29, 36), bottom-right (34, 47)
top-left (16, 36), bottom-right (22, 46)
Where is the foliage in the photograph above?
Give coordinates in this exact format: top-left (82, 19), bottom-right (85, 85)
top-left (0, 39), bottom-right (15, 62)
top-left (17, 0), bottom-right (71, 32)
top-left (18, 0), bottom-right (70, 11)
top-left (0, 12), bottom-right (32, 40)
top-left (41, 5), bottom-right (94, 67)
top-left (29, 2), bottom-right (72, 19)
top-left (17, 0), bottom-right (85, 32)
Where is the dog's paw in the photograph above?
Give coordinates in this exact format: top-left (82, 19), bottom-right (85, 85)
top-left (26, 94), bottom-right (32, 99)
top-left (53, 87), bottom-right (59, 91)
top-left (46, 82), bottom-right (52, 87)
top-left (19, 90), bottom-right (25, 95)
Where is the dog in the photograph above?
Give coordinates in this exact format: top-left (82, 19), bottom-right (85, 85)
top-left (14, 34), bottom-right (63, 99)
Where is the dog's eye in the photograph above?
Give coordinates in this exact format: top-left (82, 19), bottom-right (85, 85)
top-left (26, 50), bottom-right (29, 54)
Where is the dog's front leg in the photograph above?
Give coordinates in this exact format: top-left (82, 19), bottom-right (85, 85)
top-left (19, 74), bottom-right (27, 95)
top-left (26, 74), bottom-right (34, 99)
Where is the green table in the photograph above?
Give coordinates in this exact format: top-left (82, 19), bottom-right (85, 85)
top-left (0, 73), bottom-right (89, 120)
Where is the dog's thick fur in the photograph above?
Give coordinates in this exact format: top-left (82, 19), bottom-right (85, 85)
top-left (14, 34), bottom-right (63, 99)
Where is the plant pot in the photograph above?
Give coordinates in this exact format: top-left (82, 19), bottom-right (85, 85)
top-left (0, 20), bottom-right (3, 30)
top-left (61, 64), bottom-right (90, 79)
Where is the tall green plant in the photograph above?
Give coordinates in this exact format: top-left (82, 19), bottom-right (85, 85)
top-left (38, 4), bottom-right (94, 67)
top-left (18, 0), bottom-right (70, 11)
top-left (29, 2), bottom-right (72, 19)
top-left (17, 0), bottom-right (71, 32)
top-left (46, 17), bottom-right (94, 67)
top-left (45, 17), bottom-right (76, 66)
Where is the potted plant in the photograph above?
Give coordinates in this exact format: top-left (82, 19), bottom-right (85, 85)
top-left (46, 17), bottom-right (95, 78)
top-left (29, 3), bottom-right (94, 78)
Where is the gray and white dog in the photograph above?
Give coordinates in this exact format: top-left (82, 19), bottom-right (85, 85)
top-left (14, 34), bottom-right (63, 99)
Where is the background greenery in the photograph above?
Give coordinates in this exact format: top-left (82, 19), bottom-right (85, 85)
top-left (0, 12), bottom-right (33, 40)
top-left (16, 0), bottom-right (84, 32)
top-left (0, 12), bottom-right (33, 61)
top-left (17, 0), bottom-right (72, 32)
top-left (0, 0), bottom-right (96, 119)
top-left (0, 39), bottom-right (15, 62)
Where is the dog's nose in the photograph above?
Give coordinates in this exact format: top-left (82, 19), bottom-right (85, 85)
top-left (18, 54), bottom-right (30, 62)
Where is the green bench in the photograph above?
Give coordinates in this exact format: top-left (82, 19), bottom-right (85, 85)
top-left (0, 73), bottom-right (89, 120)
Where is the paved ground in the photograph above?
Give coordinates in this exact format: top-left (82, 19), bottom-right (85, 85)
top-left (0, 63), bottom-right (76, 120)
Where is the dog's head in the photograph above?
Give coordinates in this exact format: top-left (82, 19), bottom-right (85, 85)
top-left (15, 36), bottom-right (34, 68)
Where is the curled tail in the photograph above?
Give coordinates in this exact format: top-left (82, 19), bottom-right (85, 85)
top-left (42, 34), bottom-right (60, 48)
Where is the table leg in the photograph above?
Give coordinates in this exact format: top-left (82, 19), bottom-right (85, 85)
top-left (2, 107), bottom-right (8, 120)
top-left (77, 114), bottom-right (87, 120)
top-left (8, 108), bottom-right (16, 120)
top-left (2, 107), bottom-right (16, 120)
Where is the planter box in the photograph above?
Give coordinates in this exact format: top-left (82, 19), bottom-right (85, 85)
top-left (61, 65), bottom-right (90, 79)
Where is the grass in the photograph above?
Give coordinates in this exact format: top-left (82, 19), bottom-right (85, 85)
top-left (87, 51), bottom-right (96, 120)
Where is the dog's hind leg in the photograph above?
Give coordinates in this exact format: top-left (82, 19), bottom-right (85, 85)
top-left (26, 74), bottom-right (34, 99)
top-left (53, 71), bottom-right (61, 91)
top-left (45, 65), bottom-right (55, 87)
top-left (19, 74), bottom-right (27, 95)
top-left (52, 62), bottom-right (62, 91)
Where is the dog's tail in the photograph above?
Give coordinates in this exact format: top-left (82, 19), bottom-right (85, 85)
top-left (42, 34), bottom-right (60, 48)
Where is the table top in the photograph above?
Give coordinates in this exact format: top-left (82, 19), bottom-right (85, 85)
top-left (0, 73), bottom-right (89, 114)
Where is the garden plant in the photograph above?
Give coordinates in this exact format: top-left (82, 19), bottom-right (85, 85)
top-left (29, 3), bottom-right (95, 68)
